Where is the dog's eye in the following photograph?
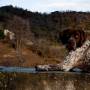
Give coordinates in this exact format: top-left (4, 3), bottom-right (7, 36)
top-left (75, 35), bottom-right (79, 38)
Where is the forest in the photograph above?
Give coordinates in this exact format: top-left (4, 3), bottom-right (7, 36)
top-left (0, 5), bottom-right (90, 42)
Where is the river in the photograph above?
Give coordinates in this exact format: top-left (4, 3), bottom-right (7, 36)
top-left (0, 66), bottom-right (90, 90)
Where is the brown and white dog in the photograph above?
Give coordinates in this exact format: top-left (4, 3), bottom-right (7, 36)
top-left (60, 29), bottom-right (90, 72)
top-left (59, 29), bottom-right (86, 51)
top-left (35, 29), bottom-right (90, 72)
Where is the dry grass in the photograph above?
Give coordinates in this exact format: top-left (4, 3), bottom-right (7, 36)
top-left (0, 39), bottom-right (67, 67)
top-left (28, 39), bottom-right (67, 65)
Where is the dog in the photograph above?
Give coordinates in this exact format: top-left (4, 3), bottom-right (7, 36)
top-left (4, 29), bottom-right (16, 48)
top-left (58, 29), bottom-right (90, 72)
top-left (4, 29), bottom-right (15, 40)
top-left (35, 29), bottom-right (90, 72)
top-left (59, 29), bottom-right (86, 51)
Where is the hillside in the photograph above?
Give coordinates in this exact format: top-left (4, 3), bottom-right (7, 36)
top-left (0, 5), bottom-right (90, 67)
top-left (0, 5), bottom-right (90, 41)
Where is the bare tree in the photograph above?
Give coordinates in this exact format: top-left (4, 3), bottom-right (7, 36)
top-left (7, 16), bottom-right (32, 65)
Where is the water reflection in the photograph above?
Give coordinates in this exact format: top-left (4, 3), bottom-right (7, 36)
top-left (65, 80), bottom-right (75, 90)
top-left (0, 72), bottom-right (90, 90)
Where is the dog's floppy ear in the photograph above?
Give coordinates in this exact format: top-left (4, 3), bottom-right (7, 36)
top-left (77, 30), bottom-right (86, 47)
top-left (59, 29), bottom-right (71, 44)
top-left (59, 31), bottom-right (66, 45)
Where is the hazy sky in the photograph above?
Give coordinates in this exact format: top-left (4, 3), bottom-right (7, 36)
top-left (0, 0), bottom-right (90, 12)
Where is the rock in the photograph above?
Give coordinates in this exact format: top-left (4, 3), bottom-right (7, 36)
top-left (71, 68), bottom-right (82, 72)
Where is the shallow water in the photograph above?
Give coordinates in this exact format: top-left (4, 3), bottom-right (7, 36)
top-left (0, 67), bottom-right (90, 90)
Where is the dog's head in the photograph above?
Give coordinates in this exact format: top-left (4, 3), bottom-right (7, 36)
top-left (59, 29), bottom-right (86, 51)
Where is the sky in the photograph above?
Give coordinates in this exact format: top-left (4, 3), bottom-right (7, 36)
top-left (0, 0), bottom-right (90, 13)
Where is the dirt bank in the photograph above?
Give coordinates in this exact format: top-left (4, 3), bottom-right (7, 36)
top-left (0, 42), bottom-right (66, 67)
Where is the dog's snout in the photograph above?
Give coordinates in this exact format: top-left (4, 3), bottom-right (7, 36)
top-left (66, 37), bottom-right (76, 51)
top-left (69, 37), bottom-right (74, 41)
top-left (68, 37), bottom-right (75, 44)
